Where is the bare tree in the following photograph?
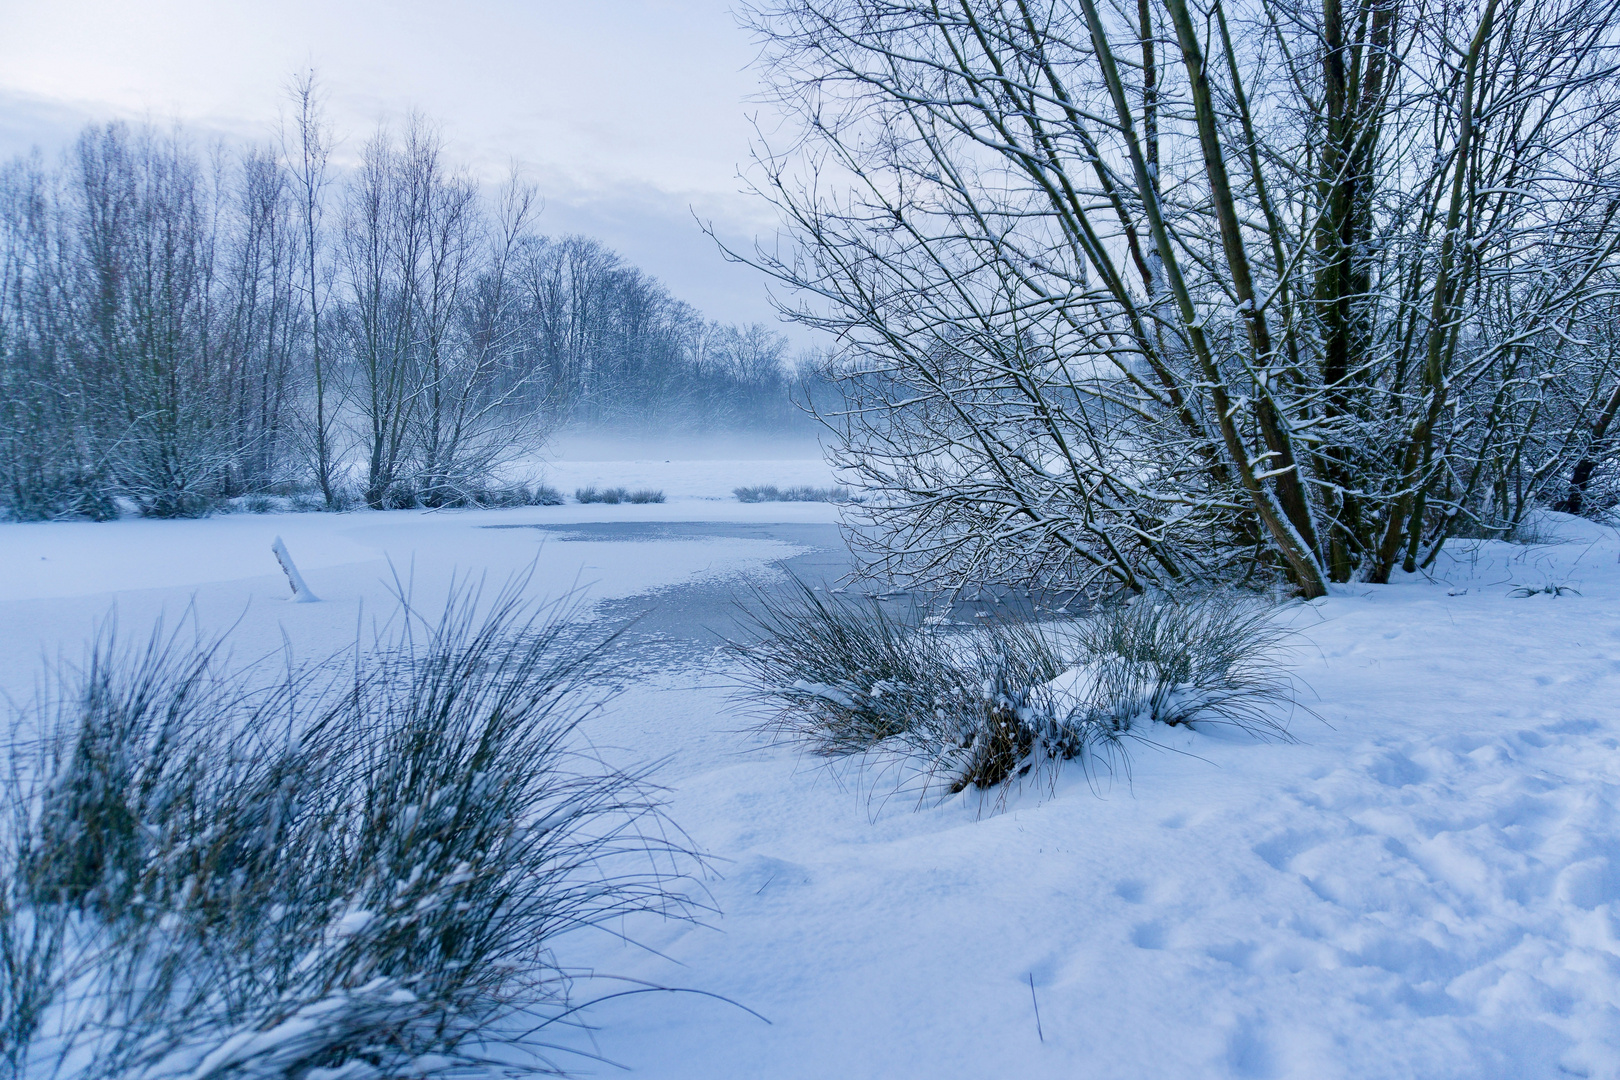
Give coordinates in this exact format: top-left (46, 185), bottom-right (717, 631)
top-left (339, 123), bottom-right (428, 509)
top-left (68, 125), bottom-right (236, 517)
top-left (740, 0), bottom-right (1620, 595)
top-left (408, 145), bottom-right (480, 502)
top-left (414, 172), bottom-right (551, 504)
top-left (285, 71), bottom-right (342, 509)
top-left (216, 145), bottom-right (300, 494)
top-left (0, 154), bottom-right (117, 518)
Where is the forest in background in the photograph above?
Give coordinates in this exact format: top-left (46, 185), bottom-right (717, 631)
top-left (0, 85), bottom-right (814, 519)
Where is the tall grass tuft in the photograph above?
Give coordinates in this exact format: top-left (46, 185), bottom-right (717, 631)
top-left (729, 583), bottom-right (1297, 800)
top-left (2, 581), bottom-right (701, 1078)
top-left (733, 485), bottom-right (859, 504)
top-left (728, 578), bottom-right (959, 755)
top-left (574, 486), bottom-right (664, 505)
top-left (1069, 597), bottom-right (1296, 737)
top-left (727, 580), bottom-right (1095, 796)
top-left (575, 485), bottom-right (622, 504)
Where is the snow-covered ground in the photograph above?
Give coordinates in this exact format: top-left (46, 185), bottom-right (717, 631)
top-left (0, 455), bottom-right (839, 697)
top-left (4, 457), bottom-right (1620, 1079)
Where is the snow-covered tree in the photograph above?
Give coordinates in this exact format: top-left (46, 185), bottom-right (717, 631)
top-left (743, 0), bottom-right (1620, 594)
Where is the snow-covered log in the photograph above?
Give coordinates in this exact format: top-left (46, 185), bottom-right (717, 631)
top-left (271, 536), bottom-right (321, 602)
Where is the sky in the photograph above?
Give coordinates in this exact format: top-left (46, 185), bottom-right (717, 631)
top-left (0, 0), bottom-right (799, 339)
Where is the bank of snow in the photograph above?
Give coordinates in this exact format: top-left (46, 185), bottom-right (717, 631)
top-left (3, 494), bottom-right (1618, 1079)
top-left (581, 514), bottom-right (1620, 1080)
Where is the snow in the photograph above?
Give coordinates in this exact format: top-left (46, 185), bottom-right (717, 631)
top-left (0, 467), bottom-right (837, 701)
top-left (5, 457), bottom-right (1620, 1079)
top-left (787, 679), bottom-right (859, 708)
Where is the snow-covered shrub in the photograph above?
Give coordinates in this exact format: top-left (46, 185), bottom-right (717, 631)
top-left (0, 469), bottom-right (121, 523)
top-left (530, 483), bottom-right (565, 506)
top-left (1069, 597), bottom-right (1296, 738)
top-left (729, 580), bottom-right (1107, 793)
top-left (1, 582), bottom-right (699, 1078)
top-left (734, 485), bottom-right (859, 504)
top-left (382, 481), bottom-right (422, 510)
top-left (289, 489), bottom-right (337, 513)
top-left (573, 485), bottom-right (661, 505)
top-left (389, 480), bottom-right (567, 510)
top-left (730, 577), bottom-right (958, 754)
top-left (237, 493), bottom-right (281, 513)
top-left (574, 485), bottom-right (627, 504)
top-left (469, 482), bottom-right (533, 508)
top-left (732, 585), bottom-right (1296, 798)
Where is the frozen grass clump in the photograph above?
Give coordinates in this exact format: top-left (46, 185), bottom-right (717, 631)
top-left (1069, 596), bottom-right (1295, 738)
top-left (574, 486), bottom-right (663, 505)
top-left (1, 581), bottom-right (700, 1079)
top-left (472, 481), bottom-right (565, 508)
top-left (728, 579), bottom-right (1095, 794)
top-left (730, 579), bottom-right (958, 755)
top-left (730, 584), bottom-right (1296, 799)
top-left (530, 482), bottom-right (566, 506)
top-left (289, 487), bottom-right (354, 512)
top-left (390, 479), bottom-right (565, 509)
top-left (239, 493), bottom-right (281, 513)
top-left (734, 485), bottom-right (860, 504)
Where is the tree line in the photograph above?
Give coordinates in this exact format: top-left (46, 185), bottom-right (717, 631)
top-left (744, 0), bottom-right (1620, 596)
top-left (0, 82), bottom-right (806, 519)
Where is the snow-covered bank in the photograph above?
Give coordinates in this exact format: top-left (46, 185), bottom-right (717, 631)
top-left (579, 515), bottom-right (1620, 1080)
top-left (3, 486), bottom-right (1619, 1079)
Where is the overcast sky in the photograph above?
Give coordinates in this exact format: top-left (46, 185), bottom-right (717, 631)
top-left (0, 0), bottom-right (797, 338)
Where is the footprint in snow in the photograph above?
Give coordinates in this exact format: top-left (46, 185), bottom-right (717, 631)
top-left (1131, 921), bottom-right (1168, 950)
top-left (1114, 879), bottom-right (1147, 903)
top-left (731, 854), bottom-right (811, 898)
